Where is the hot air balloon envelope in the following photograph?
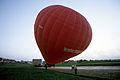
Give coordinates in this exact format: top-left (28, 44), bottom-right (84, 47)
top-left (34, 5), bottom-right (92, 65)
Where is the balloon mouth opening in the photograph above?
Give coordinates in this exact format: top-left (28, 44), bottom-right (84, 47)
top-left (46, 64), bottom-right (55, 67)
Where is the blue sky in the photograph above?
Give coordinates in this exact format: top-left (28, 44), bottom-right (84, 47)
top-left (0, 0), bottom-right (120, 61)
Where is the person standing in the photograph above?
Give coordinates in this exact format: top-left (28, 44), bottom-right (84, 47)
top-left (71, 64), bottom-right (74, 70)
top-left (45, 64), bottom-right (48, 70)
top-left (74, 64), bottom-right (77, 74)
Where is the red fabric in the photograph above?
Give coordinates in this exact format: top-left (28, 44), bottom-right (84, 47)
top-left (34, 5), bottom-right (92, 65)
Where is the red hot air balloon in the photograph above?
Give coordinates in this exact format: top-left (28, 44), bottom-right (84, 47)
top-left (34, 5), bottom-right (92, 65)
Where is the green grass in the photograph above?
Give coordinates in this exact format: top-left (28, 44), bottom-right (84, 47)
top-left (53, 68), bottom-right (120, 80)
top-left (77, 61), bottom-right (120, 66)
top-left (0, 63), bottom-right (94, 80)
top-left (56, 61), bottom-right (120, 66)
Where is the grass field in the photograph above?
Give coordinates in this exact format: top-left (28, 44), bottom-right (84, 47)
top-left (52, 68), bottom-right (120, 80)
top-left (0, 63), bottom-right (94, 80)
top-left (55, 60), bottom-right (120, 66)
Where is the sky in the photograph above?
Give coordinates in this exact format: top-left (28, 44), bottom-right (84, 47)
top-left (0, 0), bottom-right (120, 61)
